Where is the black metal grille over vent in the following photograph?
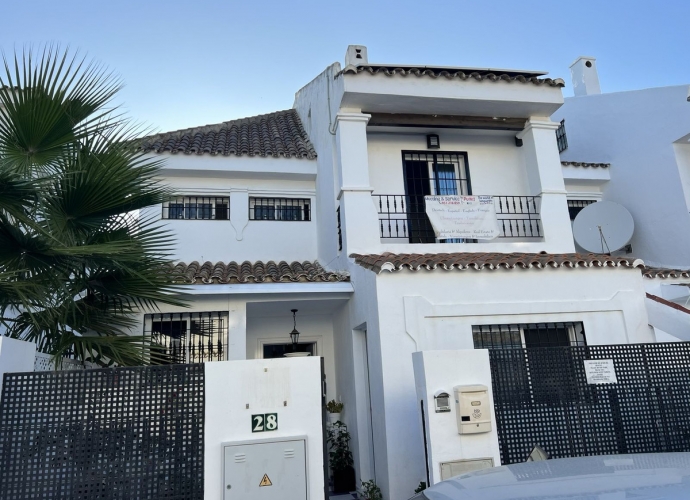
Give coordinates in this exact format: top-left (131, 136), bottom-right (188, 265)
top-left (489, 343), bottom-right (690, 465)
top-left (0, 364), bottom-right (204, 500)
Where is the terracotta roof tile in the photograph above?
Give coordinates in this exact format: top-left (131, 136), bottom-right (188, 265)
top-left (171, 260), bottom-right (348, 284)
top-left (561, 161), bottom-right (610, 169)
top-left (140, 109), bottom-right (317, 160)
top-left (642, 267), bottom-right (690, 279)
top-left (338, 65), bottom-right (565, 88)
top-left (349, 252), bottom-right (644, 274)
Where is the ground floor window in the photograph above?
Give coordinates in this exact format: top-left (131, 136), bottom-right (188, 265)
top-left (473, 322), bottom-right (586, 404)
top-left (144, 311), bottom-right (228, 363)
top-left (472, 322), bottom-right (586, 349)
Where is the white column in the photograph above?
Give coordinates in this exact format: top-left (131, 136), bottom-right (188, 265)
top-left (227, 299), bottom-right (247, 361)
top-left (335, 112), bottom-right (381, 255)
top-left (517, 119), bottom-right (575, 253)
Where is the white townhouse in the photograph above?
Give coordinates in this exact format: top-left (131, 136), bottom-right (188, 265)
top-left (551, 56), bottom-right (690, 344)
top-left (137, 46), bottom-right (663, 499)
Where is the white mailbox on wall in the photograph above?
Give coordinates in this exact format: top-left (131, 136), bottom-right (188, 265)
top-left (454, 384), bottom-right (492, 434)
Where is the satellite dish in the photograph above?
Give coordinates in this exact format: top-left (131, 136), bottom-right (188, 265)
top-left (573, 201), bottom-right (634, 253)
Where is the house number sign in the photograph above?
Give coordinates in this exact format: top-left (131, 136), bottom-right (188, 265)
top-left (252, 413), bottom-right (278, 432)
top-left (583, 360), bottom-right (618, 384)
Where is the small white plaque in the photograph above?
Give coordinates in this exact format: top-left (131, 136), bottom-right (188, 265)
top-left (584, 360), bottom-right (618, 384)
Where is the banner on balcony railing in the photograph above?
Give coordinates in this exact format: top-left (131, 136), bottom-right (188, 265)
top-left (424, 195), bottom-right (500, 239)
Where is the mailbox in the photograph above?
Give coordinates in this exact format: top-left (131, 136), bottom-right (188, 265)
top-left (454, 384), bottom-right (491, 434)
top-left (434, 390), bottom-right (451, 413)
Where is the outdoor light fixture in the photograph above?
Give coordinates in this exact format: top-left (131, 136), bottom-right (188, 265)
top-left (289, 309), bottom-right (300, 346)
top-left (427, 134), bottom-right (440, 149)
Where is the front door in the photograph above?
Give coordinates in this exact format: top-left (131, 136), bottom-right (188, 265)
top-left (402, 151), bottom-right (472, 243)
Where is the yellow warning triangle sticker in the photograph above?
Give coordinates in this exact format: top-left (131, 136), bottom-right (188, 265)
top-left (259, 474), bottom-right (273, 487)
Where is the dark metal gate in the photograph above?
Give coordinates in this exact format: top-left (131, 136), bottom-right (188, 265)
top-left (0, 364), bottom-right (204, 499)
top-left (489, 343), bottom-right (690, 465)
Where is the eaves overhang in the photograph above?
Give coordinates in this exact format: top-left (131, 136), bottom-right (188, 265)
top-left (339, 66), bottom-right (565, 118)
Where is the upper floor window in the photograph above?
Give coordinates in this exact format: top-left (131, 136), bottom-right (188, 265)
top-left (556, 120), bottom-right (568, 153)
top-left (249, 197), bottom-right (311, 221)
top-left (162, 196), bottom-right (229, 220)
top-left (567, 199), bottom-right (596, 221)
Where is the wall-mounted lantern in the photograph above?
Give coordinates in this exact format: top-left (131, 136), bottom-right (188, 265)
top-left (427, 134), bottom-right (440, 149)
top-left (289, 309), bottom-right (300, 347)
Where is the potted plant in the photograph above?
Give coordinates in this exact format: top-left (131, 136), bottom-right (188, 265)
top-left (327, 421), bottom-right (356, 493)
top-left (326, 399), bottom-right (344, 424)
top-left (360, 479), bottom-right (383, 500)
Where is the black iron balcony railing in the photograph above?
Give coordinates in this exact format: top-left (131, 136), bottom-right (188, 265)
top-left (373, 194), bottom-right (542, 242)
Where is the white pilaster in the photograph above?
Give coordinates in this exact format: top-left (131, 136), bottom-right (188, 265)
top-left (517, 119), bottom-right (575, 252)
top-left (229, 189), bottom-right (249, 241)
top-left (227, 299), bottom-right (247, 361)
top-left (335, 112), bottom-right (381, 254)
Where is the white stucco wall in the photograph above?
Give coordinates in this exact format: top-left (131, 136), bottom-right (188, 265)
top-left (370, 266), bottom-right (651, 500)
top-left (553, 85), bottom-right (690, 268)
top-left (293, 63), bottom-right (346, 269)
top-left (413, 350), bottom-right (501, 485)
top-left (0, 337), bottom-right (36, 397)
top-left (141, 156), bottom-right (318, 263)
top-left (246, 312), bottom-right (337, 402)
top-left (367, 130), bottom-right (529, 198)
top-left (204, 357), bottom-right (325, 500)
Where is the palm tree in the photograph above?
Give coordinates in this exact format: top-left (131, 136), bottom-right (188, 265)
top-left (0, 46), bottom-right (186, 366)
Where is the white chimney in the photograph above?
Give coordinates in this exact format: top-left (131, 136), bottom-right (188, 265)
top-left (345, 45), bottom-right (368, 67)
top-left (570, 56), bottom-right (601, 97)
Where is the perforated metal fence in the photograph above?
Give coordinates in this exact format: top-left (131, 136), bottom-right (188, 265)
top-left (0, 364), bottom-right (204, 500)
top-left (489, 343), bottom-right (690, 465)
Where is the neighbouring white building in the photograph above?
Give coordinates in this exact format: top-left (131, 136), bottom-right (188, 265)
top-left (552, 56), bottom-right (690, 344)
top-left (129, 46), bottom-right (686, 499)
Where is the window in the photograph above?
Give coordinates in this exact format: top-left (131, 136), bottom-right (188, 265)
top-left (474, 322), bottom-right (586, 404)
top-left (162, 197), bottom-right (229, 220)
top-left (567, 199), bottom-right (596, 221)
top-left (249, 197), bottom-right (311, 221)
top-left (144, 312), bottom-right (228, 363)
top-left (402, 151), bottom-right (471, 243)
top-left (556, 119), bottom-right (568, 153)
top-left (472, 322), bottom-right (586, 349)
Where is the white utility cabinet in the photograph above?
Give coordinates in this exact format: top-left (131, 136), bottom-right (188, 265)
top-left (222, 437), bottom-right (308, 500)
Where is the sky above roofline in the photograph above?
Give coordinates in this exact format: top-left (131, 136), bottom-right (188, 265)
top-left (3, 0), bottom-right (688, 133)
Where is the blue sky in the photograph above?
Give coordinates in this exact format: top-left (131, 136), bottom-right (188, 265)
top-left (3, 0), bottom-right (689, 132)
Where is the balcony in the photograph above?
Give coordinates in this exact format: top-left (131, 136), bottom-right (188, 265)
top-left (373, 194), bottom-right (542, 243)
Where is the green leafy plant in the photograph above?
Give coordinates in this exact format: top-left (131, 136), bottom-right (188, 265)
top-left (414, 481), bottom-right (427, 494)
top-left (326, 399), bottom-right (344, 413)
top-left (326, 421), bottom-right (354, 471)
top-left (360, 479), bottom-right (383, 500)
top-left (0, 46), bottom-right (186, 366)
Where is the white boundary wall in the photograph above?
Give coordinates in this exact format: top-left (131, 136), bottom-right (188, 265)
top-left (413, 350), bottom-right (501, 485)
top-left (204, 356), bottom-right (325, 500)
top-left (0, 337), bottom-right (36, 396)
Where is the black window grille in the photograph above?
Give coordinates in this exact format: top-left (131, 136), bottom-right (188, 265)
top-left (556, 119), bottom-right (568, 153)
top-left (568, 199), bottom-right (596, 221)
top-left (162, 196), bottom-right (229, 220)
top-left (145, 311), bottom-right (228, 363)
top-left (249, 197), bottom-right (311, 221)
top-left (475, 322), bottom-right (586, 406)
top-left (472, 322), bottom-right (586, 349)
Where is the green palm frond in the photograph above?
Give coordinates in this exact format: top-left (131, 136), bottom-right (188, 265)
top-left (0, 45), bottom-right (187, 366)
